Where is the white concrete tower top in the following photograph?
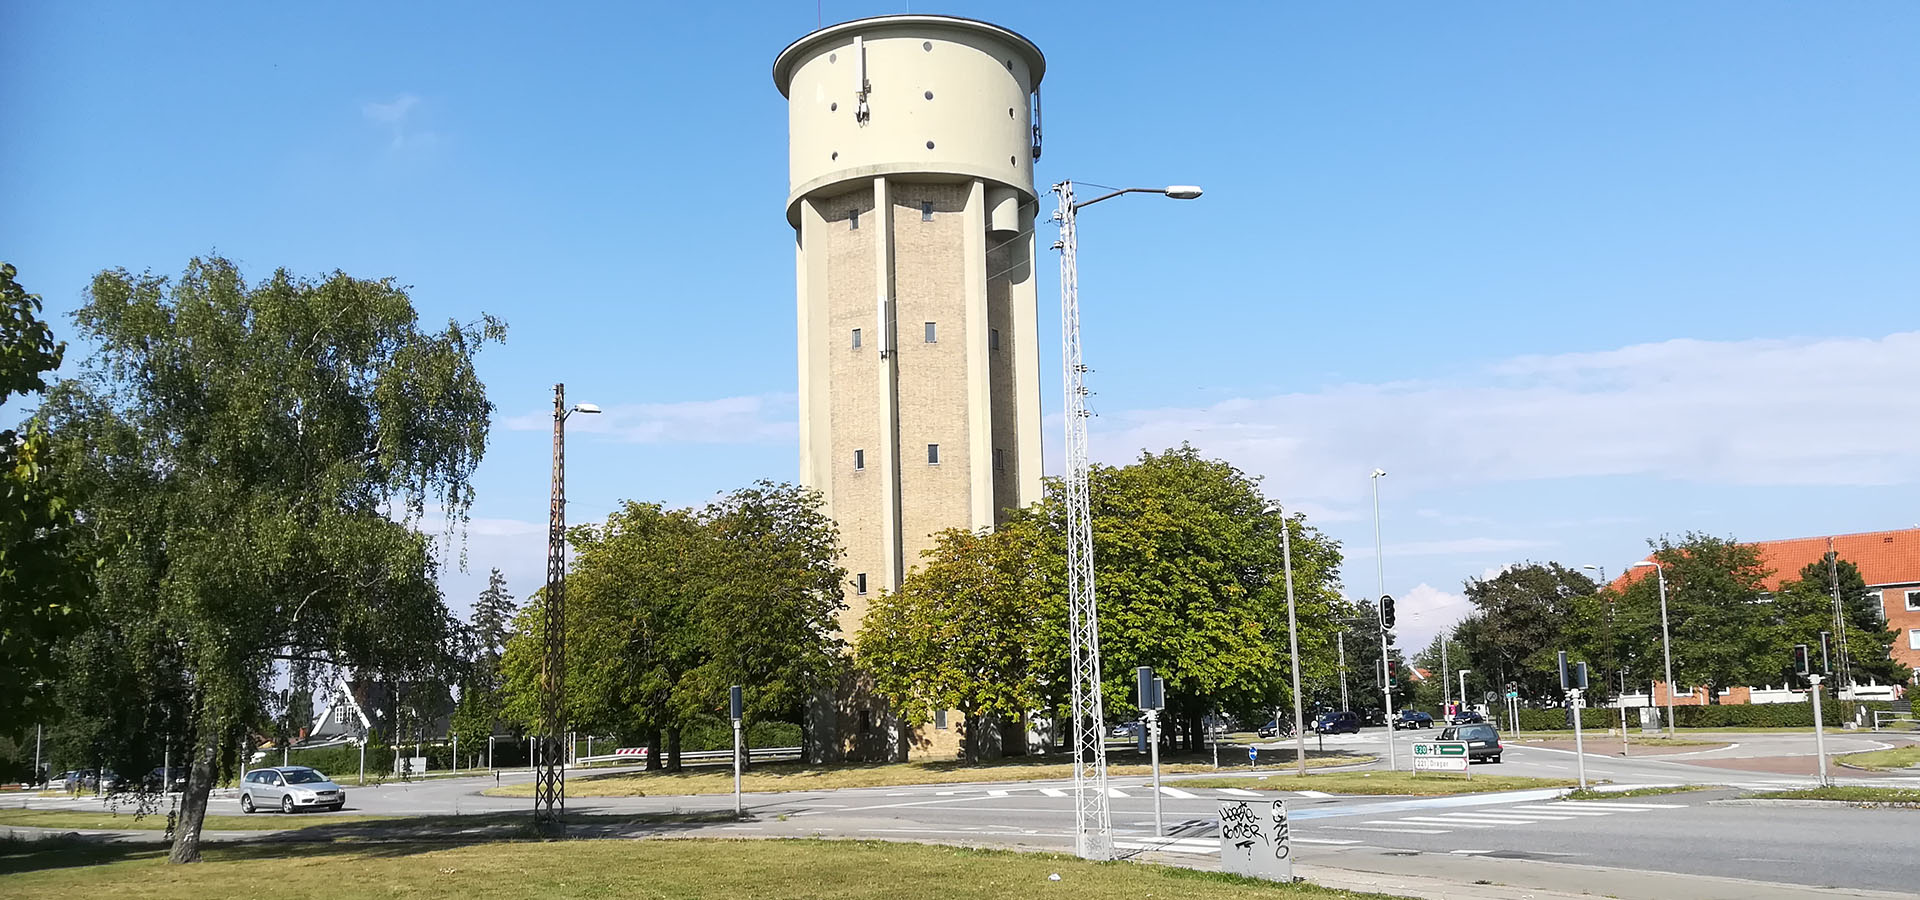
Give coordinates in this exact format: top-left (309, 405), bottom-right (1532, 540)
top-left (773, 15), bottom-right (1046, 226)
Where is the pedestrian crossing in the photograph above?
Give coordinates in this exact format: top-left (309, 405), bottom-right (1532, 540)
top-left (927, 783), bottom-right (1313, 800)
top-left (1325, 799), bottom-right (1685, 837)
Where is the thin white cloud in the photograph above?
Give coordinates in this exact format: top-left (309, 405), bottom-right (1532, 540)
top-left (361, 93), bottom-right (436, 150)
top-left (1096, 331), bottom-right (1920, 502)
top-left (362, 94), bottom-right (420, 125)
top-left (505, 393), bottom-right (797, 445)
top-left (1346, 537), bottom-right (1554, 559)
top-left (1395, 582), bottom-right (1474, 649)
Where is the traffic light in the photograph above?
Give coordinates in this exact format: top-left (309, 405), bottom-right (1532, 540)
top-left (1573, 662), bottom-right (1588, 691)
top-left (1793, 644), bottom-right (1811, 677)
top-left (1380, 594), bottom-right (1396, 630)
top-left (1558, 650), bottom-right (1571, 690)
top-left (1136, 666), bottom-right (1157, 710)
top-left (1818, 632), bottom-right (1833, 674)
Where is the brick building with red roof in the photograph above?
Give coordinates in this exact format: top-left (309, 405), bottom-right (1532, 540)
top-left (1620, 527), bottom-right (1919, 705)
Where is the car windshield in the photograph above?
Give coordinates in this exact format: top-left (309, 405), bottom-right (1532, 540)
top-left (1459, 725), bottom-right (1497, 740)
top-left (282, 769), bottom-right (328, 784)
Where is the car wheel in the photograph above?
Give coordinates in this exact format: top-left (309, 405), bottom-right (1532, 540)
top-left (240, 794), bottom-right (255, 814)
top-left (1492, 755), bottom-right (1502, 763)
top-left (281, 795), bottom-right (295, 814)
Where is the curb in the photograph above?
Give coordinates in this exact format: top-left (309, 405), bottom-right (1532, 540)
top-left (1711, 798), bottom-right (1920, 809)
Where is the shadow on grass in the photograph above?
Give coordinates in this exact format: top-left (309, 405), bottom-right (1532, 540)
top-left (0, 809), bottom-right (743, 876)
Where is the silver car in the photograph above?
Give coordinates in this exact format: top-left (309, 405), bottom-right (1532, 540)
top-left (239, 766), bottom-right (346, 813)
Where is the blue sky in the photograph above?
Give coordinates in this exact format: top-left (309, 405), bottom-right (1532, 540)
top-left (7, 2), bottom-right (1917, 651)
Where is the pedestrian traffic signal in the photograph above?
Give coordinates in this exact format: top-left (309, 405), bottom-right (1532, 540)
top-left (1380, 594), bottom-right (1395, 629)
top-left (1793, 644), bottom-right (1811, 677)
top-left (1818, 632), bottom-right (1833, 674)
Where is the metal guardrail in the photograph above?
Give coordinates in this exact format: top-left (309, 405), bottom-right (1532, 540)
top-left (575, 746), bottom-right (802, 766)
top-left (1871, 711), bottom-right (1919, 732)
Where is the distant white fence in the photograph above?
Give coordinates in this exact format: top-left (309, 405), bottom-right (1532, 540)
top-left (576, 746), bottom-right (801, 766)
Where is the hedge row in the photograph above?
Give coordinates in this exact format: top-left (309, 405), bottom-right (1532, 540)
top-left (1510, 700), bottom-right (1892, 731)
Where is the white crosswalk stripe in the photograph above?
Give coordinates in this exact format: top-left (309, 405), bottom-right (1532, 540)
top-left (1039, 788), bottom-right (1067, 798)
top-left (1217, 787), bottom-right (1262, 797)
top-left (1158, 786), bottom-right (1199, 799)
top-left (1346, 797), bottom-right (1690, 835)
top-left (1106, 787), bottom-right (1130, 798)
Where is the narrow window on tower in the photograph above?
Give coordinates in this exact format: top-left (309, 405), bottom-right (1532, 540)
top-left (989, 328), bottom-right (1000, 351)
top-left (856, 573), bottom-right (868, 595)
top-left (934, 708), bottom-right (948, 730)
top-left (849, 209), bottom-right (860, 229)
top-left (924, 321), bottom-right (937, 343)
top-left (851, 327), bottom-right (862, 349)
top-left (994, 448), bottom-right (1006, 472)
top-left (927, 443), bottom-right (940, 465)
top-left (921, 200), bottom-right (934, 221)
top-left (853, 449), bottom-right (865, 471)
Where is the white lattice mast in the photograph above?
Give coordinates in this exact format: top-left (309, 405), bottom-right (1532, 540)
top-left (1054, 180), bottom-right (1113, 861)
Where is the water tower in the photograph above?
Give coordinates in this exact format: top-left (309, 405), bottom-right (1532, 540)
top-left (775, 15), bottom-right (1047, 760)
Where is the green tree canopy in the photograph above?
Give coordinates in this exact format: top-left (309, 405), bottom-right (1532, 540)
top-left (1451, 562), bottom-right (1599, 702)
top-left (1613, 533), bottom-right (1774, 702)
top-left (1774, 554), bottom-right (1909, 688)
top-left (43, 257), bottom-right (501, 862)
top-left (0, 262), bottom-right (90, 731)
top-left (858, 522), bottom-right (1047, 761)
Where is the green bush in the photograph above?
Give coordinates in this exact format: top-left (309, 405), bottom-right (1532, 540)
top-left (286, 743), bottom-right (392, 779)
top-left (678, 716), bottom-right (802, 752)
top-left (1514, 707), bottom-right (1617, 731)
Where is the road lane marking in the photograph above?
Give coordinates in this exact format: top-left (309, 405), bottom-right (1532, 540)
top-left (1329, 826), bottom-right (1448, 834)
top-left (987, 790), bottom-right (1009, 797)
top-left (1389, 817), bottom-right (1493, 827)
top-left (1509, 805), bottom-right (1615, 816)
top-left (1422, 813), bottom-right (1550, 824)
top-left (1217, 788), bottom-right (1261, 797)
top-left (1039, 788), bottom-right (1067, 798)
top-left (1158, 786), bottom-right (1199, 799)
top-left (1296, 790), bottom-right (1335, 798)
top-left (1106, 787), bottom-right (1130, 798)
top-left (1292, 838), bottom-right (1363, 845)
top-left (1560, 801), bottom-right (1687, 809)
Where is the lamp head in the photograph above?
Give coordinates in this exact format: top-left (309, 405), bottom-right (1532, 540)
top-left (1371, 468), bottom-right (1387, 478)
top-left (573, 403), bottom-right (602, 415)
top-left (1163, 185), bottom-right (1203, 200)
top-left (1630, 560), bottom-right (1656, 569)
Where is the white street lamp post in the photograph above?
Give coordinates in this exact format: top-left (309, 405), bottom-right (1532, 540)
top-left (1370, 468), bottom-right (1395, 771)
top-left (1631, 560), bottom-right (1677, 737)
top-left (1053, 180), bottom-right (1201, 860)
top-left (1268, 503), bottom-right (1310, 777)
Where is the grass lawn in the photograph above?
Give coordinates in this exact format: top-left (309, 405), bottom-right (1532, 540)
top-left (1746, 786), bottom-right (1920, 804)
top-left (487, 752), bottom-right (1371, 798)
top-left (0, 808), bottom-right (397, 832)
top-left (1171, 771), bottom-right (1575, 796)
top-left (1563, 785), bottom-right (1707, 801)
top-left (1835, 745), bottom-right (1920, 771)
top-left (0, 837), bottom-right (1391, 899)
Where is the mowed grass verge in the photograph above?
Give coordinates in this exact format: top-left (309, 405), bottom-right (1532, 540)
top-left (1172, 771), bottom-right (1575, 796)
top-left (1836, 744), bottom-right (1920, 771)
top-left (487, 752), bottom-right (1371, 797)
top-left (0, 837), bottom-right (1393, 899)
top-left (1747, 786), bottom-right (1920, 805)
top-left (0, 808), bottom-right (397, 832)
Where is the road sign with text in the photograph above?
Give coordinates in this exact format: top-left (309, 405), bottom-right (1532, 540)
top-left (1410, 741), bottom-right (1469, 772)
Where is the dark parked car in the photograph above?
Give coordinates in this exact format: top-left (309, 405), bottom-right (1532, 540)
top-left (1439, 722), bottom-right (1503, 763)
top-left (1313, 711), bottom-right (1361, 734)
top-left (145, 766), bottom-right (188, 793)
top-left (1449, 710), bottom-right (1486, 725)
top-left (1393, 710), bottom-right (1434, 730)
top-left (1256, 718), bottom-right (1292, 738)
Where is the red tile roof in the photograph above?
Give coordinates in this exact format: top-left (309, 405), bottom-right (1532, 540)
top-left (1616, 528), bottom-right (1920, 590)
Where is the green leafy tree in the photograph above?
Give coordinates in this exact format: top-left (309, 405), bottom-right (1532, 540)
top-left (689, 482), bottom-right (845, 764)
top-left (0, 263), bottom-right (91, 730)
top-left (859, 523), bottom-right (1046, 762)
top-left (1452, 562), bottom-right (1598, 702)
top-left (471, 569), bottom-right (517, 663)
top-left (1026, 445), bottom-right (1345, 749)
top-left (500, 484), bottom-right (845, 770)
top-left (1613, 533), bottom-right (1774, 703)
top-left (43, 257), bottom-right (501, 862)
top-left (1773, 555), bottom-right (1909, 689)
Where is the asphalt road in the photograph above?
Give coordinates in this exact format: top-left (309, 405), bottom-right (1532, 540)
top-left (13, 728), bottom-right (1920, 897)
